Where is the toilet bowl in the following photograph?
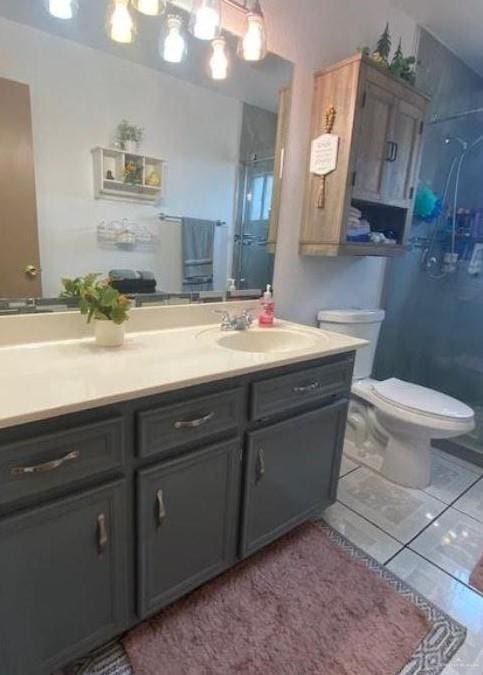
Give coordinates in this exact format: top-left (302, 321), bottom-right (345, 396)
top-left (318, 309), bottom-right (475, 489)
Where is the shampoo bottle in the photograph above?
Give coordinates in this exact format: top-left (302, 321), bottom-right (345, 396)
top-left (258, 284), bottom-right (275, 327)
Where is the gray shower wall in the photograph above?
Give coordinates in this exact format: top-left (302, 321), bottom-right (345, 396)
top-left (374, 29), bottom-right (483, 426)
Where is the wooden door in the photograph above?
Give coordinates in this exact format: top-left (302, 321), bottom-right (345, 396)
top-left (382, 99), bottom-right (425, 207)
top-left (0, 77), bottom-right (42, 297)
top-left (240, 400), bottom-right (348, 557)
top-left (0, 481), bottom-right (127, 675)
top-left (137, 439), bottom-right (241, 617)
top-left (353, 81), bottom-right (395, 203)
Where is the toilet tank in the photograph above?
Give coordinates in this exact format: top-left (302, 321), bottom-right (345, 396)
top-left (317, 309), bottom-right (385, 380)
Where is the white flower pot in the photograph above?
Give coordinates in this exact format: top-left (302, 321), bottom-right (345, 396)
top-left (94, 320), bottom-right (125, 348)
top-left (124, 140), bottom-right (138, 154)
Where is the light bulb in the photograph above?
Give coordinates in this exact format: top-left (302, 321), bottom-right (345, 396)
top-left (190, 0), bottom-right (221, 41)
top-left (241, 12), bottom-right (267, 61)
top-left (161, 15), bottom-right (187, 64)
top-left (47, 0), bottom-right (77, 20)
top-left (108, 0), bottom-right (135, 44)
top-left (210, 37), bottom-right (229, 81)
top-left (132, 0), bottom-right (165, 16)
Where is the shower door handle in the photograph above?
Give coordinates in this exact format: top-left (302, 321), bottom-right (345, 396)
top-left (385, 141), bottom-right (398, 162)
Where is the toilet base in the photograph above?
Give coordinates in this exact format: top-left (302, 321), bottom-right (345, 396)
top-left (381, 435), bottom-right (431, 489)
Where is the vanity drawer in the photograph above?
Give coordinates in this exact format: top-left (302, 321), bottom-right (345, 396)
top-left (137, 388), bottom-right (244, 459)
top-left (250, 357), bottom-right (353, 420)
top-left (0, 418), bottom-right (124, 508)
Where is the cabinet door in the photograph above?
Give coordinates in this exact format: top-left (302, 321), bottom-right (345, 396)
top-left (0, 481), bottom-right (127, 675)
top-left (382, 99), bottom-right (424, 207)
top-left (241, 401), bottom-right (348, 557)
top-left (137, 440), bottom-right (241, 617)
top-left (353, 82), bottom-right (395, 202)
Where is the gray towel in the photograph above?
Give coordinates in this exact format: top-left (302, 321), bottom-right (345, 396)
top-left (182, 218), bottom-right (215, 292)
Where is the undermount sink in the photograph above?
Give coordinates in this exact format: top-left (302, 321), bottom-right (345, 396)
top-left (214, 329), bottom-right (319, 354)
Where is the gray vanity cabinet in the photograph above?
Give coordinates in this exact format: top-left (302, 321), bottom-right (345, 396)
top-left (0, 480), bottom-right (127, 675)
top-left (0, 353), bottom-right (354, 673)
top-left (240, 400), bottom-right (348, 557)
top-left (137, 439), bottom-right (241, 617)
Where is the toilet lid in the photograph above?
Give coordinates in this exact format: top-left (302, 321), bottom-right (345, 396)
top-left (372, 378), bottom-right (474, 421)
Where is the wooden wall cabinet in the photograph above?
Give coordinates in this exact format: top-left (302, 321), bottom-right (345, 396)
top-left (300, 54), bottom-right (429, 257)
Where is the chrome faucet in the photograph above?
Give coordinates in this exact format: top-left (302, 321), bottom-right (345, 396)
top-left (215, 309), bottom-right (254, 331)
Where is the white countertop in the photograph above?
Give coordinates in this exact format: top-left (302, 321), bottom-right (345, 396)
top-left (0, 320), bottom-right (365, 430)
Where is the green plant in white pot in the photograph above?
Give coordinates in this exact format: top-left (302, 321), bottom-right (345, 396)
top-left (61, 274), bottom-right (131, 347)
top-left (115, 119), bottom-right (144, 154)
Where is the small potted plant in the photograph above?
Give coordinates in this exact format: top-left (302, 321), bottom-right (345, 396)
top-left (61, 274), bottom-right (131, 347)
top-left (114, 119), bottom-right (144, 154)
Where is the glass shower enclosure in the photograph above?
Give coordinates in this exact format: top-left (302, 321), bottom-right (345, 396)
top-left (232, 155), bottom-right (274, 291)
top-left (374, 29), bottom-right (483, 463)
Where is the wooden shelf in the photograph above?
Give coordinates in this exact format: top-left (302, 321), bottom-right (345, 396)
top-left (92, 147), bottom-right (166, 203)
top-left (300, 242), bottom-right (408, 257)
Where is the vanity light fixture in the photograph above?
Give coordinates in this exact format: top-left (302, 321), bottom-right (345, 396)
top-left (46, 0), bottom-right (78, 20)
top-left (132, 0), bottom-right (165, 16)
top-left (209, 36), bottom-right (229, 80)
top-left (190, 0), bottom-right (222, 41)
top-left (239, 0), bottom-right (267, 62)
top-left (161, 14), bottom-right (187, 63)
top-left (108, 0), bottom-right (135, 44)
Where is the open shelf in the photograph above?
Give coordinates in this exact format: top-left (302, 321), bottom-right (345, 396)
top-left (92, 147), bottom-right (166, 203)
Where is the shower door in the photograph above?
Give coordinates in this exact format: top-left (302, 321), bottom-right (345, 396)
top-left (233, 157), bottom-right (274, 291)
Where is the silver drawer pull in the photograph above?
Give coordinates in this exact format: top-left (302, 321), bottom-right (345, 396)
top-left (256, 449), bottom-right (265, 483)
top-left (97, 513), bottom-right (108, 555)
top-left (174, 411), bottom-right (215, 430)
top-left (293, 382), bottom-right (320, 394)
top-left (156, 489), bottom-right (166, 526)
top-left (11, 450), bottom-right (80, 477)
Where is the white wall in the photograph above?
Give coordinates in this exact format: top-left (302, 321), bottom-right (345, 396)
top-left (0, 18), bottom-right (242, 296)
top-left (223, 0), bottom-right (418, 325)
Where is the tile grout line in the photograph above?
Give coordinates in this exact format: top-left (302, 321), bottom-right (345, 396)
top-left (402, 546), bottom-right (483, 599)
top-left (339, 455), bottom-right (483, 541)
top-left (425, 472), bottom-right (483, 509)
top-left (335, 498), bottom-right (407, 546)
top-left (339, 465), bottom-right (360, 479)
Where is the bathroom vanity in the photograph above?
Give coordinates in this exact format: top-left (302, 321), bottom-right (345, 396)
top-left (0, 317), bottom-right (362, 675)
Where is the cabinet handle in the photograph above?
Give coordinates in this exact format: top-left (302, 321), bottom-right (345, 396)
top-left (97, 513), bottom-right (108, 555)
top-left (174, 411), bottom-right (215, 430)
top-left (384, 141), bottom-right (394, 162)
top-left (11, 450), bottom-right (80, 476)
top-left (385, 141), bottom-right (398, 162)
top-left (293, 382), bottom-right (320, 394)
top-left (256, 449), bottom-right (265, 483)
top-left (156, 489), bottom-right (166, 525)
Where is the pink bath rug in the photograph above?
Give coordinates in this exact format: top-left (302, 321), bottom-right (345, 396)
top-left (123, 523), bottom-right (430, 675)
top-left (470, 553), bottom-right (483, 593)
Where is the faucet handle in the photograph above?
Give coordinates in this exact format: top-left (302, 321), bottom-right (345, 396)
top-left (242, 308), bottom-right (255, 325)
top-left (213, 309), bottom-right (232, 330)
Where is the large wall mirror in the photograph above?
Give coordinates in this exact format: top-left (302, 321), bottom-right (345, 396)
top-left (0, 0), bottom-right (292, 313)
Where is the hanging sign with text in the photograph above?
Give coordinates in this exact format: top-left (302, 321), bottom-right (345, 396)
top-left (310, 133), bottom-right (339, 176)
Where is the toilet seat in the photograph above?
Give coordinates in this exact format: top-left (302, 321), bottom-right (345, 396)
top-left (371, 378), bottom-right (474, 422)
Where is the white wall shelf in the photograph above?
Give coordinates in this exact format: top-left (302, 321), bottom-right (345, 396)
top-left (92, 147), bottom-right (166, 203)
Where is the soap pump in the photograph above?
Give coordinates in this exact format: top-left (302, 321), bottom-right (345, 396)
top-left (258, 284), bottom-right (275, 327)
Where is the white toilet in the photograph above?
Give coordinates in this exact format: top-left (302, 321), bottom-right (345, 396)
top-left (318, 309), bottom-right (475, 489)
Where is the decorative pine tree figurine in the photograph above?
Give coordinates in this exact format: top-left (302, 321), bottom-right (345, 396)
top-left (372, 23), bottom-right (391, 65)
top-left (390, 39), bottom-right (405, 77)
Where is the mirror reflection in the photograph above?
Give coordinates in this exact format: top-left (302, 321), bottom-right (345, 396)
top-left (0, 0), bottom-right (292, 313)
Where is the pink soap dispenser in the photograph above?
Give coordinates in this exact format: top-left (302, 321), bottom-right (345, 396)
top-left (258, 284), bottom-right (275, 327)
